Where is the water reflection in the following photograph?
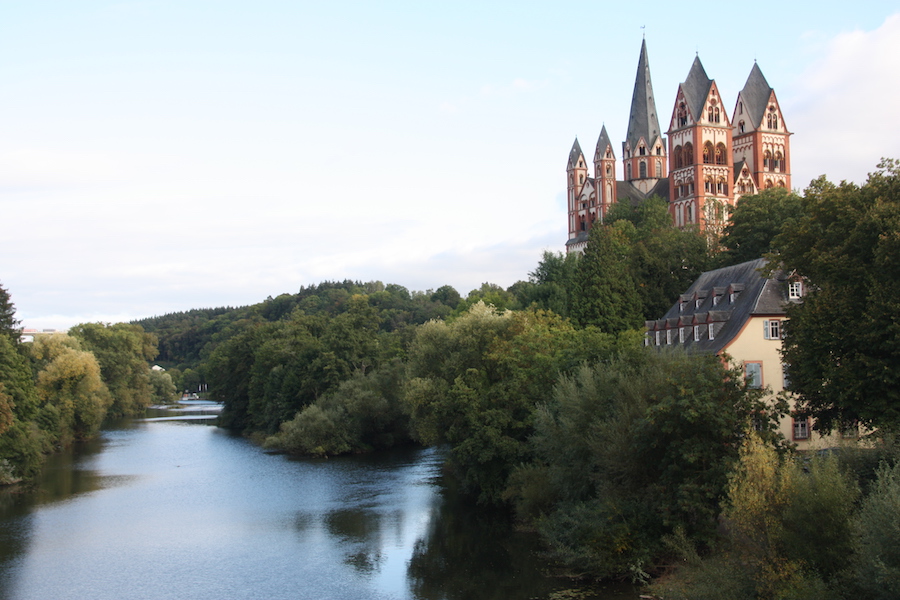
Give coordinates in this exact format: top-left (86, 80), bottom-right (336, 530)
top-left (0, 420), bottom-right (637, 600)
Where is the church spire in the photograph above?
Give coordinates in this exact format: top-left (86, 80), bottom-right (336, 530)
top-left (622, 40), bottom-right (667, 192)
top-left (624, 39), bottom-right (663, 153)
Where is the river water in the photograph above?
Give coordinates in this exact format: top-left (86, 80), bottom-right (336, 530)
top-left (0, 408), bottom-right (637, 600)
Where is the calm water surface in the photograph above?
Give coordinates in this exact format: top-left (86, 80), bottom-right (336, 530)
top-left (0, 410), bottom-right (637, 600)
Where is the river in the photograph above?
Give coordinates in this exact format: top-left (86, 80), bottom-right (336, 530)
top-left (0, 406), bottom-right (638, 600)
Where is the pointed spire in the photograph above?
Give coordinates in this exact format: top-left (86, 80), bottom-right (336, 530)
top-left (625, 39), bottom-right (663, 151)
top-left (567, 138), bottom-right (585, 169)
top-left (682, 55), bottom-right (713, 120)
top-left (595, 125), bottom-right (614, 160)
top-left (739, 62), bottom-right (773, 128)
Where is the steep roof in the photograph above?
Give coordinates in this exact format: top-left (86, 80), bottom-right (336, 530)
top-left (739, 62), bottom-right (772, 129)
top-left (595, 124), bottom-right (615, 159)
top-left (681, 56), bottom-right (713, 121)
top-left (650, 258), bottom-right (794, 354)
top-left (625, 39), bottom-right (664, 150)
top-left (567, 138), bottom-right (585, 169)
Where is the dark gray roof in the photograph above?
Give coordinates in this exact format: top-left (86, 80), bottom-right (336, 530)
top-left (651, 258), bottom-right (794, 354)
top-left (565, 231), bottom-right (589, 248)
top-left (681, 56), bottom-right (712, 123)
top-left (615, 177), bottom-right (670, 205)
top-left (624, 39), bottom-right (664, 151)
top-left (567, 138), bottom-right (585, 169)
top-left (594, 124), bottom-right (615, 160)
top-left (738, 62), bottom-right (772, 130)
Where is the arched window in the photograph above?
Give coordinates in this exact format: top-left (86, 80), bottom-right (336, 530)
top-left (656, 161), bottom-right (662, 177)
top-left (639, 161), bottom-right (647, 178)
top-left (579, 174), bottom-right (584, 184)
top-left (717, 178), bottom-right (727, 195)
top-left (678, 102), bottom-right (688, 127)
top-left (765, 179), bottom-right (774, 189)
top-left (763, 150), bottom-right (772, 170)
top-left (738, 121), bottom-right (745, 134)
top-left (606, 164), bottom-right (612, 176)
top-left (777, 180), bottom-right (786, 188)
top-left (708, 106), bottom-right (715, 122)
top-left (774, 151), bottom-right (784, 172)
top-left (715, 143), bottom-right (727, 165)
top-left (639, 145), bottom-right (646, 156)
top-left (683, 142), bottom-right (693, 164)
top-left (704, 178), bottom-right (713, 193)
top-left (703, 142), bottom-right (713, 164)
top-left (626, 163), bottom-right (632, 180)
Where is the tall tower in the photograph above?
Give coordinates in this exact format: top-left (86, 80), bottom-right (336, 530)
top-left (566, 138), bottom-right (590, 253)
top-left (667, 56), bottom-right (733, 237)
top-left (622, 39), bottom-right (667, 194)
top-left (732, 62), bottom-right (791, 200)
top-left (594, 124), bottom-right (617, 222)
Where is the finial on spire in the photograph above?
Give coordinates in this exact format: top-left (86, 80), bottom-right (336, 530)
top-left (641, 25), bottom-right (645, 39)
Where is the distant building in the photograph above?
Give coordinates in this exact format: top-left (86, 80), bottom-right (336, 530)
top-left (645, 258), bottom-right (849, 449)
top-left (566, 40), bottom-right (791, 252)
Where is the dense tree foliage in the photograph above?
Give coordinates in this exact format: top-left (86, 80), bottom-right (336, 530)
top-left (69, 323), bottom-right (158, 418)
top-left (775, 159), bottom-right (900, 432)
top-left (0, 282), bottom-right (20, 346)
top-left (715, 188), bottom-right (803, 267)
top-left (506, 350), bottom-right (776, 579)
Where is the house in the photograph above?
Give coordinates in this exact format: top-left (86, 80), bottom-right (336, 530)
top-left (645, 258), bottom-right (842, 449)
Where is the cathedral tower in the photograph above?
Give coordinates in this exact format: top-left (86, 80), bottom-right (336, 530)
top-left (622, 39), bottom-right (667, 193)
top-left (566, 138), bottom-right (590, 252)
top-left (594, 124), bottom-right (617, 222)
top-left (732, 62), bottom-right (791, 199)
top-left (667, 56), bottom-right (733, 237)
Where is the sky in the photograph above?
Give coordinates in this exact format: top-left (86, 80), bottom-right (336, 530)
top-left (2, 1), bottom-right (899, 331)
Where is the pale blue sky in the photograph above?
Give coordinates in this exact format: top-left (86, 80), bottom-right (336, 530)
top-left (2, 1), bottom-right (899, 329)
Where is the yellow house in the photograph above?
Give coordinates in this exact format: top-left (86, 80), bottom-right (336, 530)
top-left (645, 258), bottom-right (845, 449)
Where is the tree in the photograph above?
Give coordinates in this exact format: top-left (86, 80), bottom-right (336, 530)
top-left (69, 322), bottom-right (158, 418)
top-left (512, 350), bottom-right (776, 580)
top-left (570, 221), bottom-right (643, 333)
top-left (0, 282), bottom-right (21, 346)
top-left (716, 188), bottom-right (802, 267)
top-left (28, 334), bottom-right (112, 441)
top-left (775, 159), bottom-right (900, 432)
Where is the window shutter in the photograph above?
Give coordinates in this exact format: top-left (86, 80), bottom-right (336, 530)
top-left (763, 320), bottom-right (770, 339)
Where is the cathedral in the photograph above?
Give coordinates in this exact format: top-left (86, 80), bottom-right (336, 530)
top-left (566, 40), bottom-right (791, 253)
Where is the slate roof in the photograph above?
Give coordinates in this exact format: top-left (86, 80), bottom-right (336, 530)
top-left (681, 56), bottom-right (712, 123)
top-left (739, 62), bottom-right (772, 130)
top-left (624, 39), bottom-right (664, 151)
top-left (647, 258), bottom-right (796, 354)
top-left (595, 125), bottom-right (615, 159)
top-left (567, 138), bottom-right (585, 169)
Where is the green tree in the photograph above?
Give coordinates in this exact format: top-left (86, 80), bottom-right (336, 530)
top-left (515, 350), bottom-right (775, 579)
top-left (0, 282), bottom-right (20, 346)
top-left (28, 334), bottom-right (112, 441)
top-left (571, 221), bottom-right (643, 333)
top-left (69, 322), bottom-right (158, 418)
top-left (716, 187), bottom-right (803, 267)
top-left (148, 369), bottom-right (177, 404)
top-left (0, 334), bottom-right (48, 480)
top-left (775, 159), bottom-right (900, 431)
top-left (851, 461), bottom-right (900, 600)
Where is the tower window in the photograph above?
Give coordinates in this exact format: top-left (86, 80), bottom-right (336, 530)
top-left (639, 161), bottom-right (647, 178)
top-left (656, 161), bottom-right (662, 177)
top-left (683, 142), bottom-right (693, 164)
top-left (703, 142), bottom-right (713, 164)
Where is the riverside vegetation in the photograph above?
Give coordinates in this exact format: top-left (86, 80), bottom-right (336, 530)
top-left (3, 160), bottom-right (899, 598)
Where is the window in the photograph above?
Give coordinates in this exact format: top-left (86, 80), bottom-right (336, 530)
top-left (693, 325), bottom-right (701, 341)
top-left (789, 281), bottom-right (803, 299)
top-left (666, 328), bottom-right (673, 345)
top-left (793, 417), bottom-right (809, 440)
top-left (655, 330), bottom-right (661, 345)
top-left (679, 327), bottom-right (686, 343)
top-left (655, 161), bottom-right (662, 177)
top-left (745, 362), bottom-right (762, 389)
top-left (708, 323), bottom-right (715, 340)
top-left (764, 319), bottom-right (781, 340)
top-left (683, 142), bottom-right (693, 164)
top-left (640, 161), bottom-right (647, 178)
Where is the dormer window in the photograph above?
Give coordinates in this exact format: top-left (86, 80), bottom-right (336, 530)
top-left (708, 323), bottom-right (715, 340)
top-left (679, 327), bottom-right (686, 343)
top-left (789, 281), bottom-right (803, 299)
top-left (693, 325), bottom-right (700, 342)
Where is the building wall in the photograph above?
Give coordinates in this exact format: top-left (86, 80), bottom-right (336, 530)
top-left (723, 315), bottom-right (848, 450)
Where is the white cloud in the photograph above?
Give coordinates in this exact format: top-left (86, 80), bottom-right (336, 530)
top-left (789, 13), bottom-right (900, 188)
